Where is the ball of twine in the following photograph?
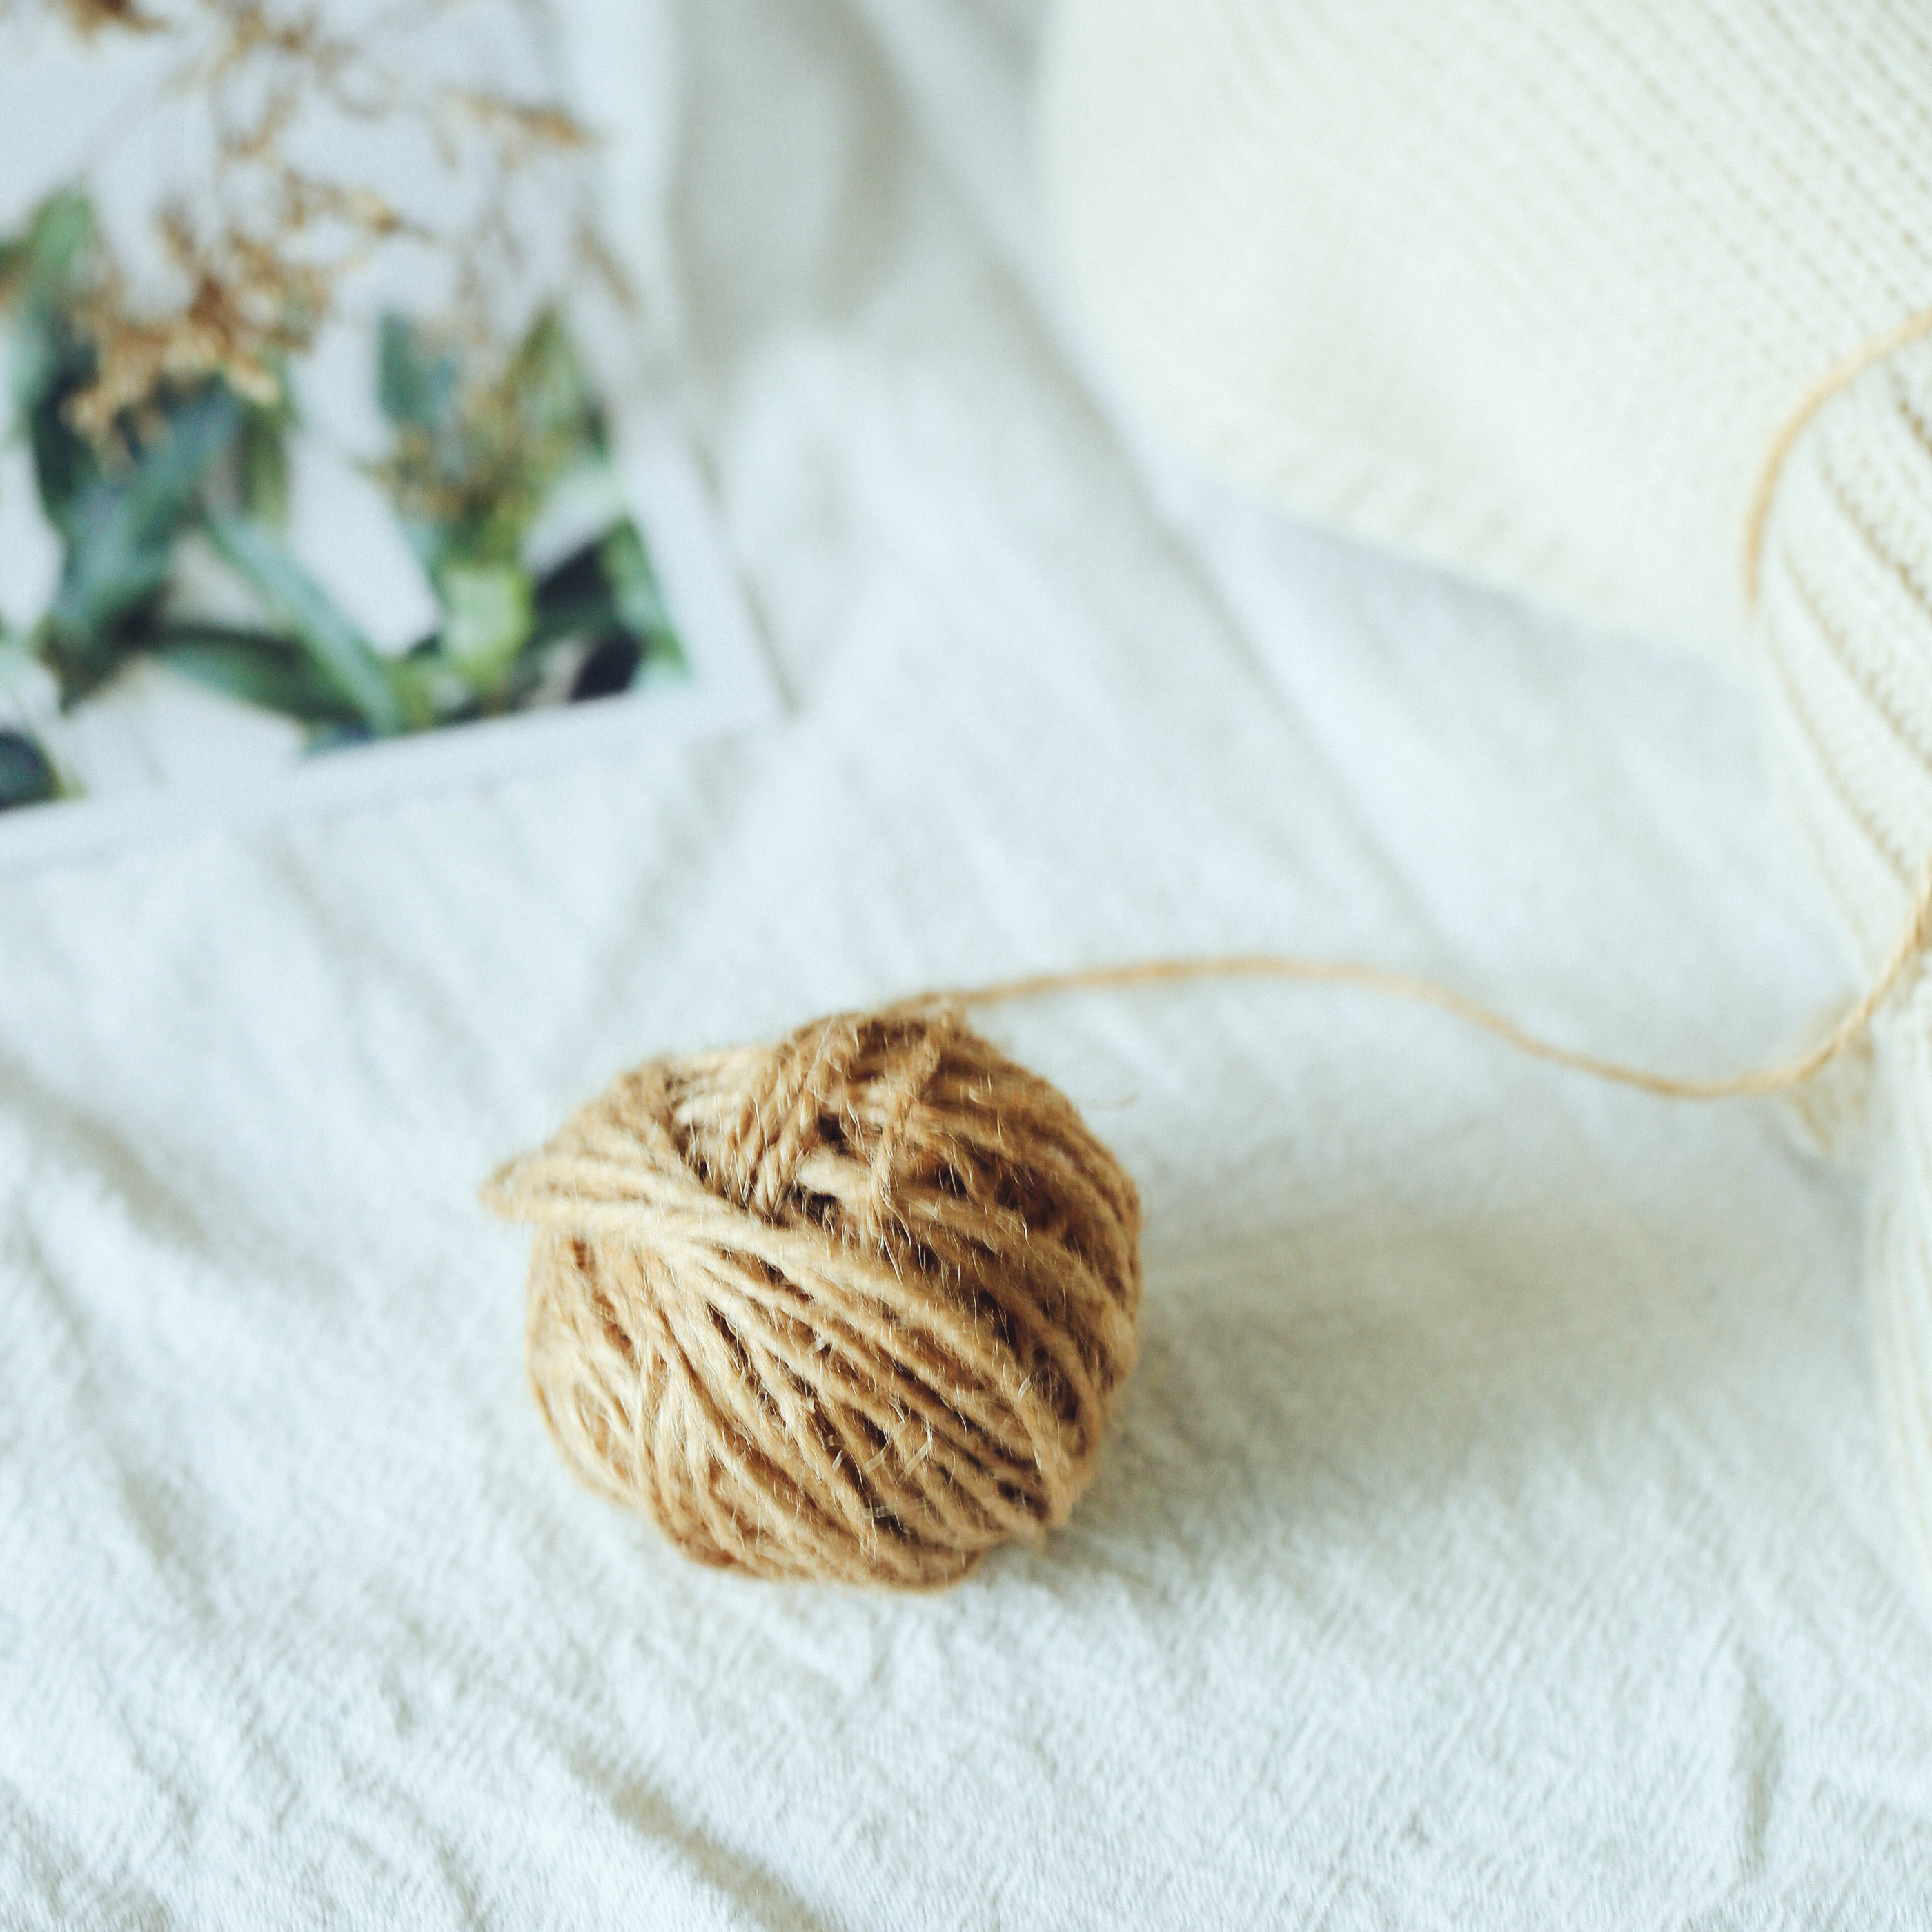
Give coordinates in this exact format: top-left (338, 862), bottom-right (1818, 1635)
top-left (482, 1003), bottom-right (1143, 1588)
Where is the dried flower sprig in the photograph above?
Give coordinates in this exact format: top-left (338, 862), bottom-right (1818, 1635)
top-left (66, 213), bottom-right (325, 442)
top-left (20, 0), bottom-right (602, 444)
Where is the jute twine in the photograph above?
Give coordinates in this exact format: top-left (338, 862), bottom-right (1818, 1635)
top-left (486, 310), bottom-right (1932, 1591)
top-left (483, 1005), bottom-right (1141, 1588)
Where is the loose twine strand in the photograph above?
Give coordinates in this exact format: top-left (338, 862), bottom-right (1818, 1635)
top-left (926, 845), bottom-right (1932, 1101)
top-left (1742, 306), bottom-right (1932, 603)
top-left (927, 308), bottom-right (1932, 1103)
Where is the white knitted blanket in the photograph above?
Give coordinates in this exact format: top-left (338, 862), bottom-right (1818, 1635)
top-left (4, 3), bottom-right (1931, 1924)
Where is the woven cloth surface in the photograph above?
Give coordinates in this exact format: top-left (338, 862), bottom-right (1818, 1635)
top-left (3, 3), bottom-right (1930, 1924)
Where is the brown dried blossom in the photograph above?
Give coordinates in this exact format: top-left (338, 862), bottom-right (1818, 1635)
top-left (374, 316), bottom-right (589, 540)
top-left (55, 0), bottom-right (162, 36)
top-left (445, 88), bottom-right (590, 160)
top-left (66, 215), bottom-right (327, 441)
top-left (34, 0), bottom-right (601, 440)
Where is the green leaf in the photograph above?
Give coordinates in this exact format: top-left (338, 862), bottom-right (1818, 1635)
top-left (8, 308), bottom-right (76, 430)
top-left (0, 729), bottom-right (58, 810)
top-left (50, 386), bottom-right (239, 607)
top-left (1, 195), bottom-right (106, 532)
top-left (28, 362), bottom-right (103, 529)
top-left (237, 403), bottom-right (290, 526)
top-left (597, 520), bottom-right (673, 635)
top-left (3, 193), bottom-right (103, 439)
top-left (522, 539), bottom-right (620, 652)
top-left (515, 524), bottom-right (684, 683)
top-left (508, 310), bottom-right (600, 454)
top-left (439, 561), bottom-right (533, 683)
top-left (533, 537), bottom-right (604, 604)
top-left (371, 308), bottom-right (613, 586)
top-left (37, 385), bottom-right (244, 700)
top-left (523, 586), bottom-right (620, 655)
top-left (203, 510), bottom-right (409, 735)
top-left (150, 623), bottom-right (362, 726)
top-left (377, 314), bottom-right (460, 433)
top-left (1, 192), bottom-right (97, 315)
top-left (384, 651), bottom-right (468, 728)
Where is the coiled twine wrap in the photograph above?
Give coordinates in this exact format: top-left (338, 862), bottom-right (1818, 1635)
top-left (484, 1005), bottom-right (1143, 1588)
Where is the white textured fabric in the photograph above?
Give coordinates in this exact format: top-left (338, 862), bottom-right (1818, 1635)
top-left (1043, 0), bottom-right (1932, 1599)
top-left (6, 3), bottom-right (1932, 1924)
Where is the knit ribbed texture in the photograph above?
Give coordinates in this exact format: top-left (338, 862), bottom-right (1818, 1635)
top-left (1042, 0), bottom-right (1932, 668)
top-left (1043, 0), bottom-right (1932, 1586)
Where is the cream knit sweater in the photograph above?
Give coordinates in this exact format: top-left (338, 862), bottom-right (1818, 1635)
top-left (1043, 0), bottom-right (1932, 1589)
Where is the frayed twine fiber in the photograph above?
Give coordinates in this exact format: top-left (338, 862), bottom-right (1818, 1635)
top-left (482, 1003), bottom-right (1141, 1589)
